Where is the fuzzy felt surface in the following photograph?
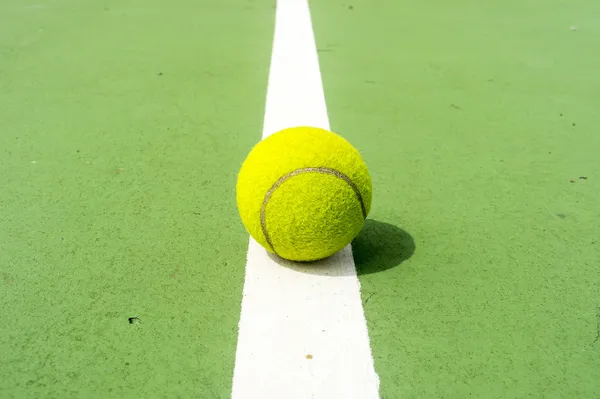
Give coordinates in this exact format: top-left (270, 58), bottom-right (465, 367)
top-left (236, 126), bottom-right (372, 261)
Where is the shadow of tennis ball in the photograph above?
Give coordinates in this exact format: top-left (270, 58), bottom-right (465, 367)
top-left (352, 219), bottom-right (415, 275)
top-left (267, 219), bottom-right (414, 276)
top-left (267, 248), bottom-right (357, 277)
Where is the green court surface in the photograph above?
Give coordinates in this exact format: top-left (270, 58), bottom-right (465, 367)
top-left (1, 1), bottom-right (600, 398)
top-left (1, 1), bottom-right (273, 397)
top-left (312, 1), bottom-right (600, 397)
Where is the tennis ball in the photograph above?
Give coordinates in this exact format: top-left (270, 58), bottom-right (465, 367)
top-left (236, 126), bottom-right (372, 262)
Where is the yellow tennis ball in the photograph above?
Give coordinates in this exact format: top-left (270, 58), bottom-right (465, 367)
top-left (236, 126), bottom-right (372, 262)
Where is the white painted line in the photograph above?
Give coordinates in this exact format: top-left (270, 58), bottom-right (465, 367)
top-left (231, 0), bottom-right (380, 398)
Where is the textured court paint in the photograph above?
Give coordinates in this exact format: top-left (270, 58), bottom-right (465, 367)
top-left (0, 1), bottom-right (273, 397)
top-left (311, 1), bottom-right (600, 398)
top-left (231, 0), bottom-right (380, 398)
